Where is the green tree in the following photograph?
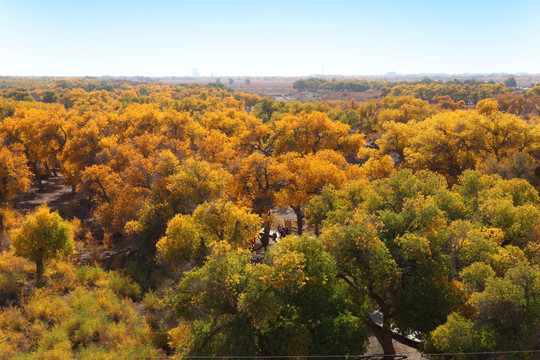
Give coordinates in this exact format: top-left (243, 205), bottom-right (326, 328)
top-left (312, 170), bottom-right (464, 354)
top-left (427, 264), bottom-right (540, 354)
top-left (10, 205), bottom-right (74, 287)
top-left (504, 77), bottom-right (517, 88)
top-left (169, 237), bottom-right (367, 357)
top-left (42, 91), bottom-right (59, 103)
top-left (309, 169), bottom-right (540, 354)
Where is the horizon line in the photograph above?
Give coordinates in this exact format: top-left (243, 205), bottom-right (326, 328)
top-left (1, 72), bottom-right (538, 79)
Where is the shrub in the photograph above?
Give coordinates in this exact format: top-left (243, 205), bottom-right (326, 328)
top-left (0, 251), bottom-right (33, 305)
top-left (98, 272), bottom-right (141, 300)
top-left (75, 266), bottom-right (105, 287)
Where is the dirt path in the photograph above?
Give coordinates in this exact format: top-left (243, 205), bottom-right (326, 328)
top-left (365, 333), bottom-right (425, 359)
top-left (13, 175), bottom-right (93, 223)
top-left (15, 176), bottom-right (72, 209)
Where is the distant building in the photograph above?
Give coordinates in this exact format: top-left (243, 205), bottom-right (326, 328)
top-left (192, 68), bottom-right (200, 77)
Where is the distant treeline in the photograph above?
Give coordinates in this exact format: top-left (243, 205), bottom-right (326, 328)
top-left (293, 77), bottom-right (526, 104)
top-left (293, 78), bottom-right (389, 92)
top-left (382, 82), bottom-right (514, 104)
top-left (0, 77), bottom-right (231, 105)
top-left (293, 77), bottom-right (497, 92)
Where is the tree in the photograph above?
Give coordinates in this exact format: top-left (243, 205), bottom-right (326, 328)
top-left (504, 77), bottom-right (517, 88)
top-left (275, 150), bottom-right (352, 234)
top-left (245, 78), bottom-right (251, 85)
top-left (476, 98), bottom-right (499, 115)
top-left (156, 201), bottom-right (261, 266)
top-left (403, 111), bottom-right (483, 181)
top-left (230, 153), bottom-right (281, 249)
top-left (475, 111), bottom-right (540, 162)
top-left (41, 91), bottom-right (59, 103)
top-left (10, 205), bottom-right (74, 287)
top-left (169, 237), bottom-right (367, 357)
top-left (435, 95), bottom-right (465, 110)
top-left (397, 109), bottom-right (540, 182)
top-left (166, 158), bottom-right (232, 214)
top-left (0, 105), bottom-right (67, 191)
top-left (191, 200), bottom-right (261, 248)
top-left (0, 140), bottom-right (32, 233)
top-left (376, 121), bottom-right (414, 161)
top-left (310, 169), bottom-right (540, 354)
top-left (427, 264), bottom-right (540, 354)
top-left (0, 140), bottom-right (32, 205)
top-left (273, 111), bottom-right (362, 156)
top-left (313, 170), bottom-right (465, 354)
top-left (156, 214), bottom-right (202, 265)
top-left (228, 78), bottom-right (234, 85)
top-left (253, 98), bottom-right (281, 123)
top-left (233, 92), bottom-right (262, 112)
top-left (377, 96), bottom-right (435, 125)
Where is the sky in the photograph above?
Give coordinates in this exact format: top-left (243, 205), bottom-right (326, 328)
top-left (0, 0), bottom-right (539, 77)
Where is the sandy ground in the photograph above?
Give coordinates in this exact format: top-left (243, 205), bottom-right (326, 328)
top-left (365, 332), bottom-right (425, 359)
top-left (15, 176), bottom-right (72, 209)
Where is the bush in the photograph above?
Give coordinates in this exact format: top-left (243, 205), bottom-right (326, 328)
top-left (98, 272), bottom-right (141, 300)
top-left (25, 290), bottom-right (70, 325)
top-left (0, 285), bottom-right (158, 357)
top-left (0, 251), bottom-right (34, 304)
top-left (75, 265), bottom-right (105, 286)
top-left (44, 260), bottom-right (77, 292)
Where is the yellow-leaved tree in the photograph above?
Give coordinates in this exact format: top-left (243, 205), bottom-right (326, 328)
top-left (10, 205), bottom-right (74, 287)
top-left (157, 200), bottom-right (261, 266)
top-left (275, 150), bottom-right (352, 234)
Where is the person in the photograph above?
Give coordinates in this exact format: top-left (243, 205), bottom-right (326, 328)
top-left (277, 224), bottom-right (284, 238)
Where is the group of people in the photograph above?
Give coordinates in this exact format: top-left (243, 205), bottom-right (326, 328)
top-left (276, 224), bottom-right (292, 238)
top-left (250, 224), bottom-right (294, 263)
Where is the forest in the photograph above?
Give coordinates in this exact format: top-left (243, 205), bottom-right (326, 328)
top-left (0, 76), bottom-right (538, 359)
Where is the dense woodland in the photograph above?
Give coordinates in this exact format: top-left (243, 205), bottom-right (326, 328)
top-left (0, 77), bottom-right (538, 359)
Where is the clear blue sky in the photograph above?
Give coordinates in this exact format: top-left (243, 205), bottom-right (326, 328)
top-left (1, 0), bottom-right (539, 76)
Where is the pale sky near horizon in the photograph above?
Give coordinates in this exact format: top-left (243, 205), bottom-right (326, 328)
top-left (0, 0), bottom-right (539, 77)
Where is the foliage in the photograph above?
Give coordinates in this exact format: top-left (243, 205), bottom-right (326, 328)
top-left (0, 261), bottom-right (158, 358)
top-left (0, 78), bottom-right (538, 357)
top-left (427, 264), bottom-right (540, 353)
top-left (0, 251), bottom-right (34, 305)
top-left (308, 169), bottom-right (540, 354)
top-left (157, 201), bottom-right (262, 266)
top-left (0, 140), bottom-right (32, 204)
top-left (169, 237), bottom-right (367, 357)
top-left (10, 205), bottom-right (75, 287)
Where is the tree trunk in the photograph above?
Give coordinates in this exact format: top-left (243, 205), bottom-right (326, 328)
top-left (366, 317), bottom-right (395, 355)
top-left (260, 225), bottom-right (270, 250)
top-left (314, 222), bottom-right (320, 237)
top-left (0, 212), bottom-right (4, 251)
top-left (292, 206), bottom-right (303, 235)
top-left (44, 163), bottom-right (53, 178)
top-left (31, 162), bottom-right (45, 192)
top-left (36, 259), bottom-right (44, 288)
